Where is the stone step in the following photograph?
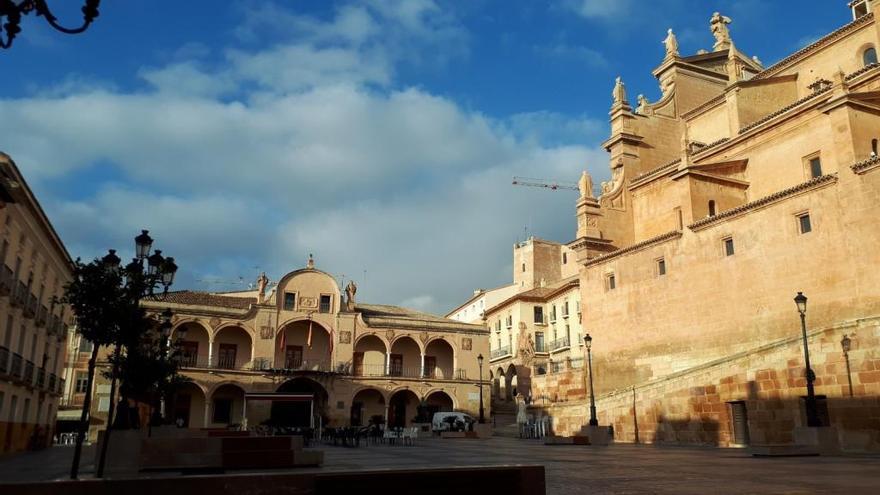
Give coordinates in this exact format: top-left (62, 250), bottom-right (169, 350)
top-left (749, 444), bottom-right (820, 457)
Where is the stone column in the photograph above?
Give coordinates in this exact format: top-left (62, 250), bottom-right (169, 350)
top-left (420, 352), bottom-right (425, 378)
top-left (385, 353), bottom-right (390, 375)
top-left (207, 336), bottom-right (214, 368)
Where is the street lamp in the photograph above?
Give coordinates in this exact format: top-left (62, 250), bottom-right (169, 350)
top-left (794, 292), bottom-right (820, 427)
top-left (101, 249), bottom-right (121, 274)
top-left (477, 353), bottom-right (485, 424)
top-left (841, 334), bottom-right (854, 397)
top-left (0, 1), bottom-right (101, 50)
top-left (584, 334), bottom-right (598, 426)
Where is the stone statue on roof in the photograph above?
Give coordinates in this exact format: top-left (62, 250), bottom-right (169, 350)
top-left (663, 28), bottom-right (679, 58)
top-left (256, 272), bottom-right (269, 303)
top-left (578, 171), bottom-right (594, 199)
top-left (345, 279), bottom-right (357, 311)
top-left (636, 94), bottom-right (649, 114)
top-left (710, 12), bottom-right (732, 52)
top-left (612, 76), bottom-right (627, 105)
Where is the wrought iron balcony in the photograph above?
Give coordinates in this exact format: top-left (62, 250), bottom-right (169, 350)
top-left (0, 345), bottom-right (9, 375)
top-left (23, 359), bottom-right (35, 385)
top-left (36, 305), bottom-right (48, 327)
top-left (490, 345), bottom-right (512, 360)
top-left (36, 367), bottom-right (46, 389)
top-left (10, 352), bottom-right (23, 381)
top-left (24, 293), bottom-right (38, 317)
top-left (548, 336), bottom-right (571, 352)
top-left (11, 281), bottom-right (26, 307)
top-left (0, 265), bottom-right (12, 295)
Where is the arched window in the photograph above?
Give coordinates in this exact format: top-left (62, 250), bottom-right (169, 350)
top-left (708, 200), bottom-right (717, 217)
top-left (864, 47), bottom-right (878, 66)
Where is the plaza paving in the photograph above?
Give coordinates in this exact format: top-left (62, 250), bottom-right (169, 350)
top-left (2, 437), bottom-right (880, 494)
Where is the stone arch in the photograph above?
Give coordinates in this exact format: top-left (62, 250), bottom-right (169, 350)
top-left (505, 363), bottom-right (518, 401)
top-left (424, 338), bottom-right (455, 379)
top-left (275, 319), bottom-right (333, 370)
top-left (212, 321), bottom-right (256, 339)
top-left (496, 366), bottom-right (506, 401)
top-left (172, 320), bottom-right (211, 368)
top-left (389, 335), bottom-right (422, 377)
top-left (212, 325), bottom-right (253, 369)
top-left (390, 333), bottom-right (425, 354)
top-left (387, 387), bottom-right (420, 428)
top-left (171, 381), bottom-right (207, 428)
top-left (353, 332), bottom-right (390, 352)
top-left (208, 383), bottom-right (247, 427)
top-left (350, 387), bottom-right (387, 426)
top-left (272, 377), bottom-right (330, 427)
top-left (423, 388), bottom-right (457, 410)
top-left (353, 334), bottom-right (388, 376)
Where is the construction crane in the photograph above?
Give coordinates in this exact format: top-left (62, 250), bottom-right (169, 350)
top-left (512, 176), bottom-right (578, 191)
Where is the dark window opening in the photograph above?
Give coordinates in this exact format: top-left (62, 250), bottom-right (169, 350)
top-left (213, 399), bottom-right (232, 424)
top-left (809, 157), bottom-right (822, 178)
top-left (607, 274), bottom-right (616, 290)
top-left (657, 259), bottom-right (666, 276)
top-left (798, 214), bottom-right (812, 234)
top-left (319, 294), bottom-right (332, 313)
top-left (872, 138), bottom-right (878, 155)
top-left (533, 306), bottom-right (544, 324)
top-left (562, 252), bottom-right (568, 264)
top-left (283, 292), bottom-right (296, 311)
top-left (724, 238), bottom-right (735, 256)
top-left (863, 47), bottom-right (878, 66)
top-left (521, 263), bottom-right (526, 272)
top-left (708, 200), bottom-right (716, 217)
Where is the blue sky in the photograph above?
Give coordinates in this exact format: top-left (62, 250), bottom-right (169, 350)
top-left (0, 1), bottom-right (849, 313)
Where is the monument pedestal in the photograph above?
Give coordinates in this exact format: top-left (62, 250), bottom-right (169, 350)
top-left (578, 425), bottom-right (612, 446)
top-left (793, 426), bottom-right (841, 455)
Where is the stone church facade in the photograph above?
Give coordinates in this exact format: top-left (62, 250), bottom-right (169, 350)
top-left (141, 257), bottom-right (489, 431)
top-left (538, 2), bottom-right (880, 450)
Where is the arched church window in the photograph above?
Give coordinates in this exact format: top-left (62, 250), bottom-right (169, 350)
top-left (864, 47), bottom-right (878, 66)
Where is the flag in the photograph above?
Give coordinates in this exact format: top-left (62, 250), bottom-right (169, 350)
top-left (328, 328), bottom-right (334, 359)
top-left (279, 327), bottom-right (286, 351)
top-left (307, 319), bottom-right (313, 348)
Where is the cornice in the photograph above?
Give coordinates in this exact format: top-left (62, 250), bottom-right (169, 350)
top-left (851, 155), bottom-right (880, 174)
top-left (688, 174), bottom-right (838, 231)
top-left (584, 230), bottom-right (682, 268)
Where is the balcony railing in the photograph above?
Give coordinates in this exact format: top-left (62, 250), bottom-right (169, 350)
top-left (490, 345), bottom-right (512, 360)
top-left (11, 281), bottom-right (26, 307)
top-left (24, 293), bottom-right (38, 318)
top-left (24, 360), bottom-right (35, 385)
top-left (548, 336), bottom-right (571, 352)
top-left (0, 346), bottom-right (9, 375)
top-left (36, 305), bottom-right (48, 327)
top-left (36, 367), bottom-right (46, 389)
top-left (348, 363), bottom-right (465, 380)
top-left (0, 265), bottom-right (12, 295)
top-left (10, 352), bottom-right (23, 380)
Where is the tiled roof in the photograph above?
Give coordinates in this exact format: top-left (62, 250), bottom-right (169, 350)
top-left (584, 230), bottom-right (682, 267)
top-left (484, 276), bottom-right (579, 315)
top-left (738, 86), bottom-right (832, 134)
top-left (146, 290), bottom-right (256, 309)
top-left (633, 158), bottom-right (681, 182)
top-left (845, 62), bottom-right (880, 81)
top-left (851, 155), bottom-right (880, 174)
top-left (688, 174), bottom-right (838, 230)
top-left (752, 13), bottom-right (874, 81)
top-left (681, 94), bottom-right (726, 119)
top-left (356, 304), bottom-right (485, 332)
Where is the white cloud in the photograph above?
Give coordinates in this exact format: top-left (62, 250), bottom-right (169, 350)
top-left (563, 0), bottom-right (634, 20)
top-left (1, 1), bottom-right (611, 315)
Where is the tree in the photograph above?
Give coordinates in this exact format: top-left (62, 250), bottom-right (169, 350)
top-left (62, 257), bottom-right (127, 480)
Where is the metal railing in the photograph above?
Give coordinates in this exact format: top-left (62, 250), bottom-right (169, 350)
top-left (24, 359), bottom-right (35, 385)
top-left (10, 352), bottom-right (23, 380)
top-left (36, 367), bottom-right (46, 389)
top-left (0, 346), bottom-right (9, 374)
top-left (535, 341), bottom-right (547, 353)
top-left (11, 281), bottom-right (26, 307)
top-left (25, 293), bottom-right (38, 317)
top-left (548, 336), bottom-right (571, 352)
top-left (490, 345), bottom-right (512, 360)
top-left (36, 305), bottom-right (48, 327)
top-left (0, 265), bottom-right (12, 295)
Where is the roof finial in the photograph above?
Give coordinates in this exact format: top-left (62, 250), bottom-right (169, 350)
top-left (612, 76), bottom-right (628, 106)
top-left (307, 253), bottom-right (315, 269)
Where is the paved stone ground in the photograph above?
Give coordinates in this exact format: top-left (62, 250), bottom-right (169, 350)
top-left (2, 438), bottom-right (880, 494)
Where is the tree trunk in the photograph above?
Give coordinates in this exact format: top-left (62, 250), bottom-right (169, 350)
top-left (95, 346), bottom-right (120, 478)
top-left (70, 344), bottom-right (99, 479)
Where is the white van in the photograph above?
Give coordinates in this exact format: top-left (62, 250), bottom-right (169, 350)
top-left (432, 412), bottom-right (475, 432)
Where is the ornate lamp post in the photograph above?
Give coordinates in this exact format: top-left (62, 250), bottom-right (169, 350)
top-left (95, 230), bottom-right (177, 478)
top-left (841, 334), bottom-right (854, 397)
top-left (1, 1), bottom-right (101, 49)
top-left (584, 334), bottom-right (598, 426)
top-left (794, 292), bottom-right (820, 427)
top-left (477, 353), bottom-right (485, 424)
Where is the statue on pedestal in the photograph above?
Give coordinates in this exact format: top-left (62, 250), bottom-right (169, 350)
top-left (612, 76), bottom-right (627, 105)
top-left (256, 272), bottom-right (269, 303)
top-left (578, 171), bottom-right (595, 199)
top-left (663, 28), bottom-right (679, 58)
top-left (345, 280), bottom-right (357, 311)
top-left (710, 12), bottom-right (732, 51)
